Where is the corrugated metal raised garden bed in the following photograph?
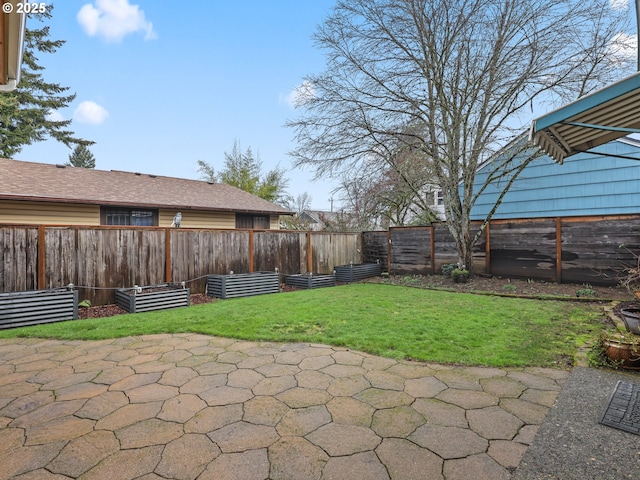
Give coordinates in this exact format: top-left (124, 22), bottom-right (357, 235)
top-left (207, 272), bottom-right (280, 299)
top-left (334, 262), bottom-right (382, 283)
top-left (115, 284), bottom-right (190, 313)
top-left (284, 273), bottom-right (336, 289)
top-left (0, 288), bottom-right (79, 329)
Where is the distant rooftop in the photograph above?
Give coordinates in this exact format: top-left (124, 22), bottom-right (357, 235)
top-left (0, 158), bottom-right (291, 214)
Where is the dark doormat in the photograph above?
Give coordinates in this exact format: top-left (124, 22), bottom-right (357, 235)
top-left (599, 380), bottom-right (640, 435)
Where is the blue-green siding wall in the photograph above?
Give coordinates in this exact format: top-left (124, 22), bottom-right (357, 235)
top-left (470, 139), bottom-right (640, 220)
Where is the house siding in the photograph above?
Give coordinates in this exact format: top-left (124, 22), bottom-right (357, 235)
top-left (470, 139), bottom-right (640, 220)
top-left (158, 210), bottom-right (236, 229)
top-left (0, 201), bottom-right (276, 229)
top-left (0, 200), bottom-right (99, 225)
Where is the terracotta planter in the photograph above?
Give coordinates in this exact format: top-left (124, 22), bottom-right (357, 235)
top-left (604, 338), bottom-right (640, 370)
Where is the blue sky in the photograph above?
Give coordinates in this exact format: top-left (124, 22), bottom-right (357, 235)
top-left (19, 0), bottom-right (339, 210)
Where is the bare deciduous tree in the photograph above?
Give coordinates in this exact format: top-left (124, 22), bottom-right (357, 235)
top-left (288, 0), bottom-right (633, 271)
top-left (280, 192), bottom-right (314, 230)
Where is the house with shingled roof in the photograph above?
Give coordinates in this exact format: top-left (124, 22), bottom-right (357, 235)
top-left (0, 158), bottom-right (291, 229)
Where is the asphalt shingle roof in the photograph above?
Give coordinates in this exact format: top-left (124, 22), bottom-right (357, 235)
top-left (0, 158), bottom-right (291, 214)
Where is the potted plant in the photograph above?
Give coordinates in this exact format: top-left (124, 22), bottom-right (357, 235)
top-left (600, 331), bottom-right (640, 370)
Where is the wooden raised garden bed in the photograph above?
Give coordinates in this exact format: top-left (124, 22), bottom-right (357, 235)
top-left (115, 284), bottom-right (190, 313)
top-left (284, 273), bottom-right (336, 289)
top-left (207, 272), bottom-right (280, 299)
top-left (334, 262), bottom-right (382, 283)
top-left (0, 288), bottom-right (79, 329)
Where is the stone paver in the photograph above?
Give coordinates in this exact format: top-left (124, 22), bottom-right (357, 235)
top-left (269, 436), bottom-right (328, 480)
top-left (0, 335), bottom-right (569, 480)
top-left (198, 449), bottom-right (270, 480)
top-left (275, 405), bottom-right (331, 436)
top-left (155, 434), bottom-right (220, 480)
top-left (47, 430), bottom-right (120, 477)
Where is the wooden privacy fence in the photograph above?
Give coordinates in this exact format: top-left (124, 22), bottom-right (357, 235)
top-left (0, 225), bottom-right (362, 306)
top-left (4, 215), bottom-right (639, 306)
top-left (363, 214), bottom-right (640, 286)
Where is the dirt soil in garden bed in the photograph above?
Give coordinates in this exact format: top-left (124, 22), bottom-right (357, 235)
top-left (79, 294), bottom-right (214, 319)
top-left (373, 274), bottom-right (633, 301)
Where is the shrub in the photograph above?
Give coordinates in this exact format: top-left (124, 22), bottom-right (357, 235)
top-left (575, 284), bottom-right (596, 298)
top-left (451, 268), bottom-right (469, 283)
top-left (441, 263), bottom-right (458, 277)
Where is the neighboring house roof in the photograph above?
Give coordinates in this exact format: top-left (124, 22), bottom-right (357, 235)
top-left (469, 137), bottom-right (640, 220)
top-left (300, 210), bottom-right (344, 227)
top-left (0, 158), bottom-right (291, 215)
top-left (301, 210), bottom-right (333, 225)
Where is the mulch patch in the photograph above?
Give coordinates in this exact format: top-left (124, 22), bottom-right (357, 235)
top-left (375, 275), bottom-right (633, 301)
top-left (79, 293), bottom-right (214, 319)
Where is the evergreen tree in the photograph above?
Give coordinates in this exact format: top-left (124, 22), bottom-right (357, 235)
top-left (197, 140), bottom-right (290, 205)
top-left (196, 159), bottom-right (217, 182)
top-left (67, 144), bottom-right (96, 168)
top-left (0, 8), bottom-right (92, 158)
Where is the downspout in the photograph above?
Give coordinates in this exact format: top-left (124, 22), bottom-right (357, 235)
top-left (0, 6), bottom-right (26, 92)
top-left (637, 0), bottom-right (640, 71)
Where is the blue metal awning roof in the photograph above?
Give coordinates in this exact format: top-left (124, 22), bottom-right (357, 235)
top-left (530, 72), bottom-right (640, 163)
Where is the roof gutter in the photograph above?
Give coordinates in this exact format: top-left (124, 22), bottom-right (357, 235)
top-left (0, 3), bottom-right (26, 92)
top-left (0, 193), bottom-right (292, 215)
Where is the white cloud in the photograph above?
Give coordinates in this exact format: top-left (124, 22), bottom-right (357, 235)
top-left (74, 101), bottom-right (109, 125)
top-left (77, 0), bottom-right (157, 43)
top-left (46, 110), bottom-right (65, 122)
top-left (281, 80), bottom-right (316, 108)
top-left (607, 31), bottom-right (638, 66)
top-left (610, 0), bottom-right (629, 10)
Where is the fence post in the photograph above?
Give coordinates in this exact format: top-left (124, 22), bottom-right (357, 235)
top-left (387, 229), bottom-right (392, 274)
top-left (307, 231), bottom-right (313, 273)
top-left (485, 222), bottom-right (491, 276)
top-left (165, 228), bottom-right (172, 283)
top-left (556, 217), bottom-right (562, 283)
top-left (249, 230), bottom-right (254, 273)
top-left (38, 225), bottom-right (46, 289)
top-left (430, 225), bottom-right (436, 274)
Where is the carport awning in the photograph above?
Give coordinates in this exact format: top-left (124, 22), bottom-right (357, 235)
top-left (529, 72), bottom-right (640, 163)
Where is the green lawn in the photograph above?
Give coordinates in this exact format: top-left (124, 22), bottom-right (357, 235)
top-left (0, 283), bottom-right (606, 367)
